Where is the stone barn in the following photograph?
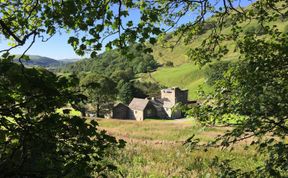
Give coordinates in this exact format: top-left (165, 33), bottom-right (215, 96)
top-left (111, 87), bottom-right (189, 121)
top-left (128, 98), bottom-right (157, 121)
top-left (112, 103), bottom-right (130, 119)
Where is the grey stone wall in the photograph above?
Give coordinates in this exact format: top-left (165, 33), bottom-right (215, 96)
top-left (161, 87), bottom-right (188, 104)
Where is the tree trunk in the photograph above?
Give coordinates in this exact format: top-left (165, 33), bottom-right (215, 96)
top-left (96, 104), bottom-right (100, 117)
top-left (96, 97), bottom-right (100, 118)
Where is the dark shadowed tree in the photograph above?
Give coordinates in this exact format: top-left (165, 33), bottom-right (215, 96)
top-left (117, 81), bottom-right (134, 104)
top-left (81, 73), bottom-right (117, 117)
top-left (0, 62), bottom-right (125, 177)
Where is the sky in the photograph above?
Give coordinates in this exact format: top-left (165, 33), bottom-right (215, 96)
top-left (0, 33), bottom-right (75, 60)
top-left (0, 0), bottom-right (254, 60)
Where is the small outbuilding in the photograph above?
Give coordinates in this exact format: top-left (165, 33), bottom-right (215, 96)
top-left (112, 103), bottom-right (130, 119)
top-left (128, 98), bottom-right (157, 121)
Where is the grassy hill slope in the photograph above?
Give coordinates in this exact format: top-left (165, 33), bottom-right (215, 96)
top-left (153, 64), bottom-right (212, 99)
top-left (146, 19), bottom-right (288, 100)
top-left (140, 63), bottom-right (212, 99)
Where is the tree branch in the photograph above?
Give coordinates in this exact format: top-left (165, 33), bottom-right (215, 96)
top-left (0, 19), bottom-right (23, 44)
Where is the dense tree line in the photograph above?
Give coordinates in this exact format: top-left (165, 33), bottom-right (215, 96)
top-left (58, 44), bottom-right (159, 82)
top-left (57, 44), bottom-right (162, 116)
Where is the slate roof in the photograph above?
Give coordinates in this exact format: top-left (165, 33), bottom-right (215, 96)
top-left (114, 102), bottom-right (128, 107)
top-left (128, 98), bottom-right (149, 111)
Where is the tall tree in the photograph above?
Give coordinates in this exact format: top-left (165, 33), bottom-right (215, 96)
top-left (117, 81), bottom-right (133, 104)
top-left (81, 73), bottom-right (117, 117)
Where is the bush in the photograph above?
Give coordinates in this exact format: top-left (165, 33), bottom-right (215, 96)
top-left (244, 25), bottom-right (256, 35)
top-left (244, 24), bottom-right (265, 36)
top-left (165, 61), bottom-right (174, 67)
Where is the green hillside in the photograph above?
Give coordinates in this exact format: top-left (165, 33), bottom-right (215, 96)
top-left (15, 55), bottom-right (61, 67)
top-left (139, 63), bottom-right (212, 99)
top-left (146, 19), bottom-right (288, 100)
top-left (13, 55), bottom-right (81, 68)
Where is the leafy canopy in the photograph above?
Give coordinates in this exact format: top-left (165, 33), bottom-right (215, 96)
top-left (1, 0), bottom-right (288, 176)
top-left (0, 62), bottom-right (125, 177)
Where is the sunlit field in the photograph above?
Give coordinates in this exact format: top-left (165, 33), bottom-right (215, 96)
top-left (96, 118), bottom-right (263, 177)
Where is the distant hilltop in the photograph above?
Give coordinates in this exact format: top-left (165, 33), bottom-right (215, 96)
top-left (12, 55), bottom-right (82, 68)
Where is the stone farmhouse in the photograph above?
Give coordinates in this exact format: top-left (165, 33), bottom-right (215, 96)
top-left (112, 87), bottom-right (188, 121)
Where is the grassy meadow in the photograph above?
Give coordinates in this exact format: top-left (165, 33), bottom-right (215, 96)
top-left (96, 118), bottom-right (264, 177)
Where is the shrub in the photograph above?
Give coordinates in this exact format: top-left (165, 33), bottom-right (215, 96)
top-left (244, 24), bottom-right (265, 36)
top-left (244, 25), bottom-right (256, 35)
top-left (165, 61), bottom-right (174, 67)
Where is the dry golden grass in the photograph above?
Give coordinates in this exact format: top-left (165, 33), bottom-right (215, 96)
top-left (95, 118), bottom-right (263, 177)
